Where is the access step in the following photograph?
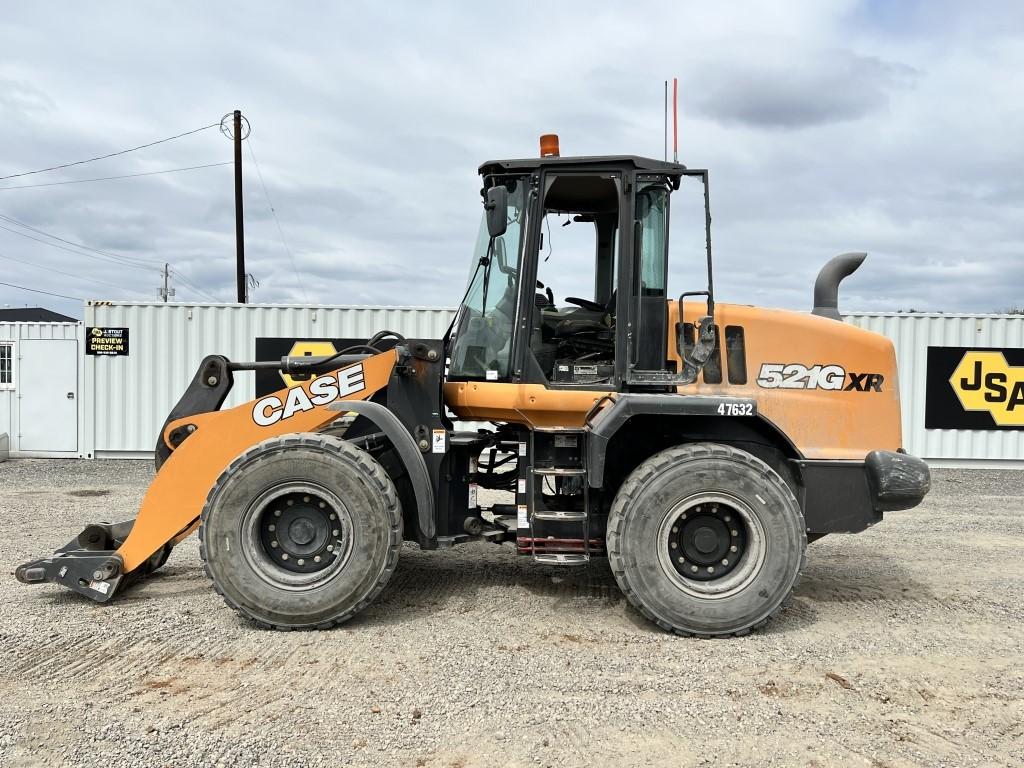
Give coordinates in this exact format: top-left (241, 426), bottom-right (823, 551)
top-left (533, 553), bottom-right (590, 565)
top-left (533, 510), bottom-right (587, 522)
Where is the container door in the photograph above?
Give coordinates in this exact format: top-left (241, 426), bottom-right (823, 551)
top-left (18, 339), bottom-right (78, 452)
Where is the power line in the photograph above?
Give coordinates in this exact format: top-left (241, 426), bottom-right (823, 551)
top-left (245, 138), bottom-right (310, 303)
top-left (170, 269), bottom-right (221, 302)
top-left (0, 212), bottom-right (161, 267)
top-left (0, 223), bottom-right (156, 273)
top-left (0, 213), bottom-right (222, 302)
top-left (0, 279), bottom-right (83, 302)
top-left (0, 122), bottom-right (220, 181)
top-left (0, 250), bottom-right (138, 295)
top-left (0, 162), bottom-right (232, 191)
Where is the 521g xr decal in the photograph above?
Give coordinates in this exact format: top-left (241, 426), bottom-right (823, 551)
top-left (757, 363), bottom-right (884, 392)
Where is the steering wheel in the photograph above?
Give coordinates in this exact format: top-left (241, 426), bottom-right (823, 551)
top-left (564, 296), bottom-right (606, 312)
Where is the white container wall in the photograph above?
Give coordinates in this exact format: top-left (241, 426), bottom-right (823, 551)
top-left (845, 312), bottom-right (1024, 466)
top-left (77, 303), bottom-right (1024, 466)
top-left (0, 322), bottom-right (84, 458)
top-left (84, 302), bottom-right (456, 458)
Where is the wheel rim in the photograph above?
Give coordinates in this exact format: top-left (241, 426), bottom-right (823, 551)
top-left (656, 492), bottom-right (767, 599)
top-left (239, 482), bottom-right (355, 591)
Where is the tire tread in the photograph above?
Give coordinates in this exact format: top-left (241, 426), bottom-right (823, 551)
top-left (198, 433), bottom-right (402, 630)
top-left (606, 442), bottom-right (807, 638)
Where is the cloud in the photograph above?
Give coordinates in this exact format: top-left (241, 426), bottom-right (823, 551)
top-left (0, 2), bottom-right (1021, 320)
top-left (691, 50), bottom-right (918, 129)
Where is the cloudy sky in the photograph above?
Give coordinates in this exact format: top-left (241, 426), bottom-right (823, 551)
top-left (1, 1), bottom-right (1021, 319)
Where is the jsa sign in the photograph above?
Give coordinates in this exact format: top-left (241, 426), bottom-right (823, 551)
top-left (925, 347), bottom-right (1024, 430)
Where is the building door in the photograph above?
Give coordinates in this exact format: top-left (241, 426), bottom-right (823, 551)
top-left (18, 339), bottom-right (78, 453)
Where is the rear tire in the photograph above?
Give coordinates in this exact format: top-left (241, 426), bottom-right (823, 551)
top-left (199, 433), bottom-right (402, 629)
top-left (607, 442), bottom-right (805, 637)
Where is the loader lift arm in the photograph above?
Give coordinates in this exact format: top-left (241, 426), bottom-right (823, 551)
top-left (16, 347), bottom-right (406, 602)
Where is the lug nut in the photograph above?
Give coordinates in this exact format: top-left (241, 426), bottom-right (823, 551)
top-left (287, 500), bottom-right (294, 506)
top-left (721, 559), bottom-right (729, 566)
top-left (724, 515), bottom-right (731, 522)
top-left (271, 540), bottom-right (278, 548)
top-left (297, 559), bottom-right (305, 565)
top-left (314, 556), bottom-right (322, 563)
top-left (281, 554), bottom-right (289, 561)
top-left (274, 509), bottom-right (281, 517)
top-left (329, 513), bottom-right (336, 521)
top-left (670, 542), bottom-right (677, 549)
top-left (677, 556), bottom-right (685, 564)
top-left (327, 545), bottom-right (334, 552)
top-left (671, 526), bottom-right (678, 534)
top-left (303, 496), bottom-right (310, 503)
top-left (268, 524), bottom-right (275, 532)
top-left (706, 566), bottom-right (714, 573)
top-left (731, 529), bottom-right (739, 537)
top-left (730, 545), bottom-right (737, 552)
top-left (319, 502), bottom-right (326, 509)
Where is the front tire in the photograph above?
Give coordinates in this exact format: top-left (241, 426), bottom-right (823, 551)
top-left (607, 443), bottom-right (805, 637)
top-left (199, 433), bottom-right (402, 630)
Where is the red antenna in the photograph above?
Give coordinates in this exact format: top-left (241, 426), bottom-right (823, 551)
top-left (672, 77), bottom-right (679, 163)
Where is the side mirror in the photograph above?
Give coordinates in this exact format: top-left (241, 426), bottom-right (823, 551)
top-left (677, 291), bottom-right (716, 384)
top-left (485, 186), bottom-right (508, 238)
top-left (493, 237), bottom-right (514, 275)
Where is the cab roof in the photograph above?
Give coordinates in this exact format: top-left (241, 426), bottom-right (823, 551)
top-left (478, 154), bottom-right (688, 177)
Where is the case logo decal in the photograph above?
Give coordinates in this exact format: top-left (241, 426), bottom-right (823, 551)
top-left (252, 363), bottom-right (365, 426)
top-left (756, 363), bottom-right (883, 392)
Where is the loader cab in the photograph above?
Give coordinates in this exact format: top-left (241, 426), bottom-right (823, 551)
top-left (447, 148), bottom-right (715, 402)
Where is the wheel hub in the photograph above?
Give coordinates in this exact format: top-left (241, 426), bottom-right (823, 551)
top-left (667, 501), bottom-right (748, 582)
top-left (288, 518), bottom-right (317, 546)
top-left (257, 491), bottom-right (342, 574)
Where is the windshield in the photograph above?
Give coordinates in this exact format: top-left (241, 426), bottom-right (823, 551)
top-left (448, 177), bottom-right (528, 380)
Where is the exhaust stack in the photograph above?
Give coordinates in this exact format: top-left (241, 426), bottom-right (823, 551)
top-left (812, 252), bottom-right (867, 320)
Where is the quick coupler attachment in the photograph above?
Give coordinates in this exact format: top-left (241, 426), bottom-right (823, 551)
top-left (14, 519), bottom-right (172, 604)
top-left (16, 550), bottom-right (126, 603)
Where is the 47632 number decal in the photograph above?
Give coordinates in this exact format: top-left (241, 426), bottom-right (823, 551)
top-left (757, 363), bottom-right (884, 392)
top-left (716, 402), bottom-right (754, 416)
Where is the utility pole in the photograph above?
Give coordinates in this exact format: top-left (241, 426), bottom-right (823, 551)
top-left (232, 109), bottom-right (246, 303)
top-left (159, 263), bottom-right (175, 302)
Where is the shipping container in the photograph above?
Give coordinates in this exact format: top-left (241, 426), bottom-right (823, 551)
top-left (845, 312), bottom-right (1024, 467)
top-left (74, 303), bottom-right (1024, 466)
top-left (83, 302), bottom-right (456, 458)
top-left (0, 321), bottom-right (84, 458)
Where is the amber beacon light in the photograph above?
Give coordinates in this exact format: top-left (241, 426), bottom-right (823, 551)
top-left (539, 134), bottom-right (560, 157)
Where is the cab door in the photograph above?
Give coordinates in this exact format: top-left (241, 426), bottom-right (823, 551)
top-left (623, 177), bottom-right (672, 379)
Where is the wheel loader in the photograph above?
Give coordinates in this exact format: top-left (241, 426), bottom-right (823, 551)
top-left (16, 136), bottom-right (931, 636)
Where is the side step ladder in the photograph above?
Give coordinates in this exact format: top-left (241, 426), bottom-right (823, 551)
top-left (525, 429), bottom-right (593, 566)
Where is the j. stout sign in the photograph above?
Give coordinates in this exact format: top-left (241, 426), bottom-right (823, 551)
top-left (86, 327), bottom-right (129, 356)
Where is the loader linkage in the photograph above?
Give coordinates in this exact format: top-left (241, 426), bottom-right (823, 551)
top-left (15, 519), bottom-right (172, 603)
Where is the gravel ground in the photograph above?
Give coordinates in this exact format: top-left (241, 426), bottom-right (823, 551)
top-left (1, 459), bottom-right (1022, 767)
